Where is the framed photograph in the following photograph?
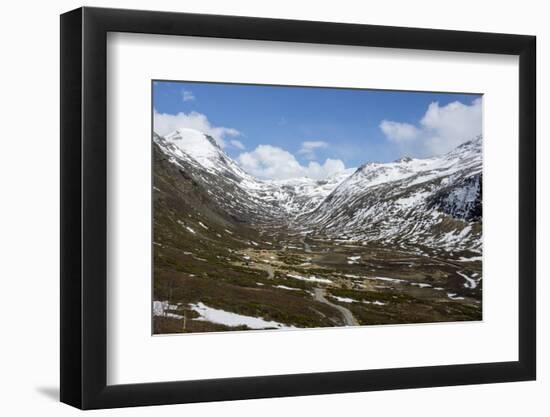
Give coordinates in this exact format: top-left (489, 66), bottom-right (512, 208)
top-left (60, 6), bottom-right (536, 409)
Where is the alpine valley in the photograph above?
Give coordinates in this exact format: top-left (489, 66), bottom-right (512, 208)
top-left (153, 128), bottom-right (483, 333)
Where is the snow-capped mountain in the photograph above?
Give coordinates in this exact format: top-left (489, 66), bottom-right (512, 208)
top-left (155, 128), bottom-right (352, 224)
top-left (262, 171), bottom-right (355, 215)
top-left (301, 136), bottom-right (482, 252)
top-left (154, 128), bottom-right (482, 253)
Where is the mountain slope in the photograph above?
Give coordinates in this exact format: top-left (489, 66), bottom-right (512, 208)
top-left (154, 129), bottom-right (352, 224)
top-left (155, 129), bottom-right (482, 254)
top-left (299, 136), bottom-right (482, 253)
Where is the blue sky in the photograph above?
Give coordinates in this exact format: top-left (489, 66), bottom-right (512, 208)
top-left (153, 81), bottom-right (482, 180)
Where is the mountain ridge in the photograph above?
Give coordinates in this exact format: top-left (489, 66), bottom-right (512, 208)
top-left (154, 128), bottom-right (482, 254)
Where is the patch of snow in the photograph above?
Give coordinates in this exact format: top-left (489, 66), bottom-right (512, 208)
top-left (274, 285), bottom-right (300, 291)
top-left (362, 300), bottom-right (387, 306)
top-left (457, 271), bottom-right (477, 289)
top-left (189, 302), bottom-right (295, 329)
top-left (458, 256), bottom-right (483, 262)
top-left (395, 191), bottom-right (430, 208)
top-left (287, 273), bottom-right (332, 284)
top-left (411, 282), bottom-right (432, 288)
top-left (331, 296), bottom-right (355, 303)
top-left (367, 276), bottom-right (405, 283)
top-left (447, 293), bottom-right (465, 300)
top-left (347, 255), bottom-right (361, 264)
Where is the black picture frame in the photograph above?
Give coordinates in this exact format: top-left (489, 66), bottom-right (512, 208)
top-left (60, 6), bottom-right (536, 410)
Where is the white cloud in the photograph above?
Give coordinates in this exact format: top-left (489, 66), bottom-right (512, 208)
top-left (379, 121), bottom-right (419, 142)
top-left (230, 139), bottom-right (245, 150)
top-left (305, 159), bottom-right (346, 179)
top-left (182, 89), bottom-right (195, 102)
top-left (237, 145), bottom-right (346, 180)
top-left (380, 98), bottom-right (482, 156)
top-left (153, 110), bottom-right (240, 148)
top-left (298, 141), bottom-right (329, 160)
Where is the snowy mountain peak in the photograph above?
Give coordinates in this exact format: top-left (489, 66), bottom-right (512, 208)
top-left (301, 135), bottom-right (482, 252)
top-left (448, 135), bottom-right (482, 156)
top-left (350, 136), bottom-right (482, 190)
top-left (153, 130), bottom-right (358, 221)
top-left (163, 128), bottom-right (224, 171)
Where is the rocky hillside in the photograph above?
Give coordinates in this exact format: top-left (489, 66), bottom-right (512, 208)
top-left (154, 129), bottom-right (482, 254)
top-left (301, 136), bottom-right (482, 253)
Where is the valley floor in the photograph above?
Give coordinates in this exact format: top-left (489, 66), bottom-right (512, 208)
top-left (153, 231), bottom-right (482, 334)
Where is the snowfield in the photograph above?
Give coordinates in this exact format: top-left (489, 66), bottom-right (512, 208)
top-left (331, 295), bottom-right (356, 303)
top-left (287, 273), bottom-right (332, 284)
top-left (189, 302), bottom-right (296, 330)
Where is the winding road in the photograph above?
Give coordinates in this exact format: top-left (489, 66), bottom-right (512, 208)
top-left (251, 262), bottom-right (275, 279)
top-left (246, 249), bottom-right (359, 327)
top-left (313, 288), bottom-right (359, 326)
